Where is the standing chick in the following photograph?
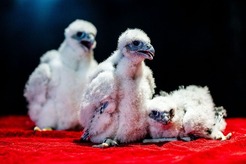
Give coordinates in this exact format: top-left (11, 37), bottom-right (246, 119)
top-left (144, 85), bottom-right (232, 143)
top-left (79, 28), bottom-right (156, 147)
top-left (24, 19), bottom-right (98, 130)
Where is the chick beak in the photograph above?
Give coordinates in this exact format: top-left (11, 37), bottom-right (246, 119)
top-left (138, 44), bottom-right (155, 60)
top-left (80, 40), bottom-right (94, 50)
top-left (80, 33), bottom-right (95, 50)
top-left (161, 113), bottom-right (171, 125)
top-left (72, 32), bottom-right (95, 50)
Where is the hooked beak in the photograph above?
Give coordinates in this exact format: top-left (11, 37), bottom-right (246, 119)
top-left (72, 32), bottom-right (95, 50)
top-left (137, 43), bottom-right (155, 60)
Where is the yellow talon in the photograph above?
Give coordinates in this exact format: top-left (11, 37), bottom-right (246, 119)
top-left (34, 126), bottom-right (42, 131)
top-left (101, 143), bottom-right (109, 147)
top-left (42, 127), bottom-right (53, 131)
top-left (92, 143), bottom-right (109, 148)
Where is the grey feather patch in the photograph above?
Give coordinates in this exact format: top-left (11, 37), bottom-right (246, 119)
top-left (80, 129), bottom-right (90, 141)
top-left (143, 137), bottom-right (192, 143)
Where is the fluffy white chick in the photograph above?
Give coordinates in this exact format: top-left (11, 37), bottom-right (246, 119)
top-left (24, 19), bottom-right (98, 130)
top-left (79, 28), bottom-right (156, 147)
top-left (144, 85), bottom-right (232, 143)
top-left (145, 95), bottom-right (186, 142)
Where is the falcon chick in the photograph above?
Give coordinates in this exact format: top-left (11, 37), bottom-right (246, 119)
top-left (144, 85), bottom-right (232, 143)
top-left (24, 19), bottom-right (98, 130)
top-left (79, 28), bottom-right (156, 147)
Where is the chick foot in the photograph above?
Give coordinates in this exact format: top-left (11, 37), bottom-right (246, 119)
top-left (216, 132), bottom-right (232, 140)
top-left (34, 126), bottom-right (53, 131)
top-left (92, 138), bottom-right (118, 148)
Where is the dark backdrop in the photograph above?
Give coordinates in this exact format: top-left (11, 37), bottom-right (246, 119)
top-left (1, 0), bottom-right (245, 117)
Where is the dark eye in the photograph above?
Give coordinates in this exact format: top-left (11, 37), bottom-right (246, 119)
top-left (76, 31), bottom-right (85, 38)
top-left (132, 40), bottom-right (140, 46)
top-left (151, 110), bottom-right (159, 117)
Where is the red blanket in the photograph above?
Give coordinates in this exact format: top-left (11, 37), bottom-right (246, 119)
top-left (0, 116), bottom-right (245, 163)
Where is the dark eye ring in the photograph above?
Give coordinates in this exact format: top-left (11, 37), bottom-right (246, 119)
top-left (152, 110), bottom-right (159, 117)
top-left (132, 40), bottom-right (140, 46)
top-left (76, 31), bottom-right (85, 38)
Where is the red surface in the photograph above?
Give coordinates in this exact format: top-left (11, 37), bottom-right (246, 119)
top-left (0, 115), bottom-right (246, 164)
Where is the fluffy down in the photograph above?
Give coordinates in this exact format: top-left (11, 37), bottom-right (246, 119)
top-left (79, 28), bottom-right (156, 147)
top-left (145, 85), bottom-right (231, 143)
top-left (24, 19), bottom-right (98, 130)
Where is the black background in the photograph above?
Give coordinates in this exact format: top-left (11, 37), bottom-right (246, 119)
top-left (1, 0), bottom-right (245, 117)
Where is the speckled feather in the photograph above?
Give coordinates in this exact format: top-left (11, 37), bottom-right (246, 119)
top-left (146, 85), bottom-right (231, 141)
top-left (79, 28), bottom-right (156, 145)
